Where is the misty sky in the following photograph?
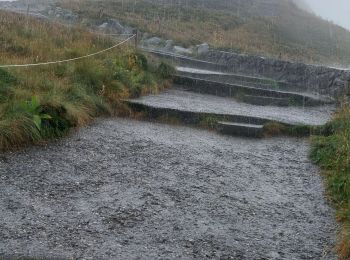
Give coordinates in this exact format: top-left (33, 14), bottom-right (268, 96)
top-left (305, 0), bottom-right (350, 30)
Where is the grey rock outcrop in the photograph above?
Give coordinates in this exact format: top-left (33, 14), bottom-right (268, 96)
top-left (174, 46), bottom-right (193, 55)
top-left (47, 6), bottom-right (78, 22)
top-left (197, 43), bottom-right (209, 55)
top-left (143, 37), bottom-right (162, 46)
top-left (97, 19), bottom-right (132, 34)
top-left (164, 40), bottom-right (174, 51)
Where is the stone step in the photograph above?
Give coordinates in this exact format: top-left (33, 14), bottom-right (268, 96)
top-left (125, 100), bottom-right (270, 126)
top-left (174, 76), bottom-right (334, 106)
top-left (142, 48), bottom-right (226, 71)
top-left (178, 71), bottom-right (300, 92)
top-left (125, 89), bottom-right (334, 126)
top-left (216, 121), bottom-right (264, 138)
top-left (241, 95), bottom-right (290, 107)
top-left (177, 67), bottom-right (292, 91)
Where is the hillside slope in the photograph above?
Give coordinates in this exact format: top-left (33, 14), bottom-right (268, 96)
top-left (52, 0), bottom-right (350, 66)
top-left (0, 10), bottom-right (170, 150)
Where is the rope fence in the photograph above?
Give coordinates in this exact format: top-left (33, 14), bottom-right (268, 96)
top-left (0, 34), bottom-right (136, 68)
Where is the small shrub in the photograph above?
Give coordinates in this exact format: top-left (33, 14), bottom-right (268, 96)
top-left (286, 125), bottom-right (312, 137)
top-left (18, 96), bottom-right (52, 130)
top-left (64, 48), bottom-right (81, 59)
top-left (0, 68), bottom-right (17, 85)
top-left (157, 62), bottom-right (175, 79)
top-left (40, 105), bottom-right (72, 138)
top-left (199, 115), bottom-right (218, 129)
top-left (126, 52), bottom-right (148, 71)
top-left (73, 61), bottom-right (105, 91)
top-left (0, 85), bottom-right (12, 102)
top-left (128, 82), bottom-right (143, 98)
top-left (5, 44), bottom-right (29, 55)
top-left (0, 116), bottom-right (41, 150)
top-left (54, 64), bottom-right (68, 78)
top-left (263, 122), bottom-right (285, 136)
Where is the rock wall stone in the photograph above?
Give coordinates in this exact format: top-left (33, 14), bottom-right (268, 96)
top-left (200, 50), bottom-right (350, 99)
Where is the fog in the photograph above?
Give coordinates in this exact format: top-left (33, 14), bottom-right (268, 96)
top-left (304, 0), bottom-right (350, 31)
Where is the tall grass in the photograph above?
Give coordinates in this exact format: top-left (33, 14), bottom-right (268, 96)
top-left (0, 10), bottom-right (171, 151)
top-left (55, 0), bottom-right (350, 65)
top-left (311, 106), bottom-right (350, 259)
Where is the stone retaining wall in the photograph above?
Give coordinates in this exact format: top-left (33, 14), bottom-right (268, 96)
top-left (200, 51), bottom-right (350, 99)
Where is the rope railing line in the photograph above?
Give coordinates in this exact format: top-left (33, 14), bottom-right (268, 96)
top-left (92, 32), bottom-right (135, 37)
top-left (0, 34), bottom-right (136, 68)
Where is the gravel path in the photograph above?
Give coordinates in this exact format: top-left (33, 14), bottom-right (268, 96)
top-left (0, 118), bottom-right (336, 259)
top-left (129, 89), bottom-right (335, 126)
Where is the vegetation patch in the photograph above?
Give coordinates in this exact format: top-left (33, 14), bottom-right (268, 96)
top-left (0, 10), bottom-right (172, 151)
top-left (56, 0), bottom-right (350, 65)
top-left (310, 106), bottom-right (350, 259)
top-left (263, 121), bottom-right (315, 137)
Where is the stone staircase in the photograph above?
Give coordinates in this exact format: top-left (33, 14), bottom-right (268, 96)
top-left (217, 121), bottom-right (264, 138)
top-left (173, 75), bottom-right (333, 107)
top-left (128, 50), bottom-right (336, 138)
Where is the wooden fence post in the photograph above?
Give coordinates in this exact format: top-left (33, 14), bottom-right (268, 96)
top-left (133, 29), bottom-right (138, 49)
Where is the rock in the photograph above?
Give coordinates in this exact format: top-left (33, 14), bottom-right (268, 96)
top-left (144, 37), bottom-right (162, 46)
top-left (98, 22), bottom-right (109, 29)
top-left (174, 46), bottom-right (193, 55)
top-left (109, 19), bottom-right (126, 33)
top-left (141, 33), bottom-right (149, 40)
top-left (164, 40), bottom-right (174, 51)
top-left (199, 50), bottom-right (350, 99)
top-left (98, 19), bottom-right (127, 34)
top-left (197, 43), bottom-right (209, 55)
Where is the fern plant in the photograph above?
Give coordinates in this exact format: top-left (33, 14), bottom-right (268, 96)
top-left (20, 96), bottom-right (51, 130)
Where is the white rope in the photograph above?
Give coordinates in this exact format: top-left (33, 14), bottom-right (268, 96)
top-left (92, 32), bottom-right (135, 37)
top-left (0, 34), bottom-right (136, 68)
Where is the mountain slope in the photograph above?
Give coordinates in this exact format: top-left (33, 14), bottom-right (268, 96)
top-left (4, 0), bottom-right (349, 66)
top-left (292, 0), bottom-right (313, 12)
top-left (50, 0), bottom-right (350, 66)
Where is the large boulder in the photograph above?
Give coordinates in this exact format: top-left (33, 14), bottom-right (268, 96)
top-left (164, 40), bottom-right (174, 51)
top-left (98, 19), bottom-right (130, 34)
top-left (143, 37), bottom-right (162, 46)
top-left (174, 46), bottom-right (193, 55)
top-left (197, 43), bottom-right (209, 55)
top-left (98, 22), bottom-right (109, 30)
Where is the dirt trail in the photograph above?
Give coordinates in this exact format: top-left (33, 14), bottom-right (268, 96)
top-left (0, 118), bottom-right (336, 259)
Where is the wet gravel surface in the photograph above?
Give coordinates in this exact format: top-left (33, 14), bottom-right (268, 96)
top-left (129, 89), bottom-right (335, 126)
top-left (0, 118), bottom-right (336, 259)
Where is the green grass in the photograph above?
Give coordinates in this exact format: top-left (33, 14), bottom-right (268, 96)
top-left (310, 106), bottom-right (350, 259)
top-left (0, 10), bottom-right (171, 151)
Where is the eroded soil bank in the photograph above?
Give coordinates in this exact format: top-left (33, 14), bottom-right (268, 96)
top-left (0, 118), bottom-right (336, 259)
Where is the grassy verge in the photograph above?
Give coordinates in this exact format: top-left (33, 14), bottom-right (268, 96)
top-left (310, 106), bottom-right (350, 259)
top-left (0, 10), bottom-right (173, 151)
